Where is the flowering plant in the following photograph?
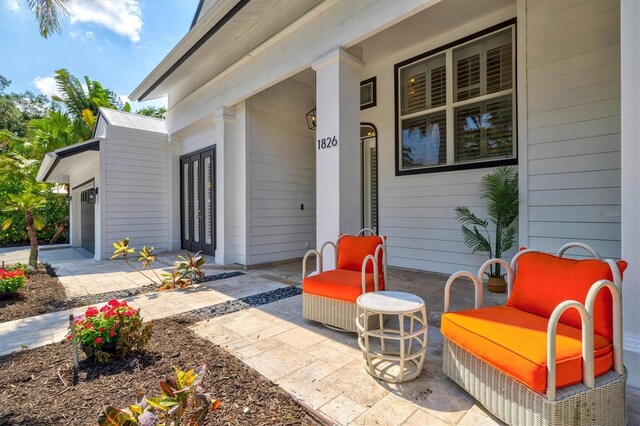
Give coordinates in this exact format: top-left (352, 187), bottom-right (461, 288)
top-left (0, 268), bottom-right (27, 294)
top-left (68, 299), bottom-right (152, 363)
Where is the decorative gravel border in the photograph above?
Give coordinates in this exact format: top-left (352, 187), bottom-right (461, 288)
top-left (185, 285), bottom-right (302, 320)
top-left (66, 271), bottom-right (246, 308)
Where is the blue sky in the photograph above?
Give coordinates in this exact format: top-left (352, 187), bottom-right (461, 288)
top-left (0, 0), bottom-right (199, 109)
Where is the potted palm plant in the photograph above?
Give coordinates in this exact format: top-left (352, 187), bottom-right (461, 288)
top-left (455, 166), bottom-right (519, 293)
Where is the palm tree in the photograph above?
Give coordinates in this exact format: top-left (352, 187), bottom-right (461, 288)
top-left (2, 192), bottom-right (47, 267)
top-left (51, 69), bottom-right (123, 134)
top-left (27, 0), bottom-right (72, 39)
top-left (455, 166), bottom-right (519, 279)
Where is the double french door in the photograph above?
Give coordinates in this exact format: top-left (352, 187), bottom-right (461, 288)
top-left (180, 147), bottom-right (216, 256)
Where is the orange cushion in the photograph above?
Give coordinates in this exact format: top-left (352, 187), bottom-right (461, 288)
top-left (302, 269), bottom-right (384, 303)
top-left (442, 306), bottom-right (613, 392)
top-left (337, 235), bottom-right (385, 274)
top-left (507, 252), bottom-right (627, 340)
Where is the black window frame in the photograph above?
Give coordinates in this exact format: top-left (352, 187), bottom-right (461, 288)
top-left (394, 18), bottom-right (518, 176)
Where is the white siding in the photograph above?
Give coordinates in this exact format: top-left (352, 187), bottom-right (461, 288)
top-left (360, 5), bottom-right (518, 275)
top-left (524, 0), bottom-right (621, 258)
top-left (181, 123), bottom-right (216, 155)
top-left (247, 78), bottom-right (316, 264)
top-left (102, 126), bottom-right (169, 258)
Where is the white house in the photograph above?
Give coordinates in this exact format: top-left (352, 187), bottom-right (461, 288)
top-left (37, 108), bottom-right (168, 259)
top-left (38, 0), bottom-right (639, 387)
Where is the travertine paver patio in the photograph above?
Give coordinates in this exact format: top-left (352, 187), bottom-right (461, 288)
top-left (191, 267), bottom-right (640, 426)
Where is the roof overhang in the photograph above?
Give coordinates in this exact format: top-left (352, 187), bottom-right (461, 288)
top-left (129, 0), bottom-right (323, 104)
top-left (36, 138), bottom-right (101, 183)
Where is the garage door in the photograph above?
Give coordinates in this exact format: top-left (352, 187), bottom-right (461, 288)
top-left (80, 189), bottom-right (95, 254)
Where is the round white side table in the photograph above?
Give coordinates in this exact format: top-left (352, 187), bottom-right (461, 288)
top-left (355, 291), bottom-right (427, 383)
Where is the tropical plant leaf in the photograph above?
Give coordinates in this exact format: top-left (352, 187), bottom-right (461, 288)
top-left (97, 406), bottom-right (135, 426)
top-left (1, 218), bottom-right (12, 231)
top-left (455, 206), bottom-right (489, 229)
top-left (27, 0), bottom-right (71, 39)
top-left (33, 214), bottom-right (45, 231)
top-left (461, 225), bottom-right (491, 255)
top-left (501, 225), bottom-right (517, 254)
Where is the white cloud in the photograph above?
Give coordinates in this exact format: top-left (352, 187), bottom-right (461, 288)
top-left (84, 30), bottom-right (95, 40)
top-left (32, 76), bottom-right (62, 99)
top-left (7, 0), bottom-right (20, 12)
top-left (69, 30), bottom-right (95, 42)
top-left (69, 0), bottom-right (142, 43)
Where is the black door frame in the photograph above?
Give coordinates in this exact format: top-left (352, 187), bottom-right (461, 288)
top-left (180, 146), bottom-right (216, 255)
top-left (360, 122), bottom-right (379, 235)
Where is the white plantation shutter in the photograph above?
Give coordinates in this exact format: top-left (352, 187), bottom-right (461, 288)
top-left (406, 71), bottom-right (427, 114)
top-left (430, 65), bottom-right (446, 107)
top-left (486, 43), bottom-right (512, 94)
top-left (398, 26), bottom-right (515, 171)
top-left (455, 54), bottom-right (480, 101)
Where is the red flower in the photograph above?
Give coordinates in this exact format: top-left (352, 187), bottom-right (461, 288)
top-left (95, 337), bottom-right (103, 345)
top-left (85, 307), bottom-right (99, 317)
top-left (99, 327), bottom-right (105, 333)
top-left (124, 310), bottom-right (136, 317)
top-left (66, 335), bottom-right (72, 340)
top-left (109, 331), bottom-right (115, 337)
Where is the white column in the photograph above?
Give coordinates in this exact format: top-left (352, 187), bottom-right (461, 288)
top-left (312, 48), bottom-right (363, 270)
top-left (214, 106), bottom-right (236, 265)
top-left (621, 0), bottom-right (640, 388)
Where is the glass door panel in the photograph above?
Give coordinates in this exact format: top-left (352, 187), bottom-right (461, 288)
top-left (192, 159), bottom-right (200, 243)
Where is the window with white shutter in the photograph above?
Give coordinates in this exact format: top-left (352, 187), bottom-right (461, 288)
top-left (395, 23), bottom-right (517, 174)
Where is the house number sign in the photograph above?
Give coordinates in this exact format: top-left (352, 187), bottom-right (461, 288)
top-left (317, 136), bottom-right (338, 150)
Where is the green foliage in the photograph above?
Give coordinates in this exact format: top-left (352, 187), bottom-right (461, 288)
top-left (135, 106), bottom-right (166, 119)
top-left (27, 0), bottom-right (72, 38)
top-left (52, 69), bottom-right (122, 126)
top-left (97, 365), bottom-right (220, 426)
top-left (175, 251), bottom-right (206, 283)
top-left (111, 238), bottom-right (206, 291)
top-left (0, 267), bottom-right (27, 294)
top-left (0, 76), bottom-right (49, 137)
top-left (68, 300), bottom-right (153, 364)
top-left (158, 251), bottom-right (205, 291)
top-left (455, 166), bottom-right (519, 277)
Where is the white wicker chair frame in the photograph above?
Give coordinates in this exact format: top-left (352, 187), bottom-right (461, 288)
top-left (442, 242), bottom-right (627, 425)
top-left (302, 229), bottom-right (387, 332)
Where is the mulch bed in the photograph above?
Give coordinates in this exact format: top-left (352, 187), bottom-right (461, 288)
top-left (0, 265), bottom-right (68, 323)
top-left (0, 268), bottom-right (247, 323)
top-left (0, 317), bottom-right (321, 426)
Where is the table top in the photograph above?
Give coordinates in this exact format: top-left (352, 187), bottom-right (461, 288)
top-left (356, 291), bottom-right (425, 313)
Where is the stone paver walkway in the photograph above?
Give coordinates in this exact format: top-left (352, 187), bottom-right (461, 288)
top-left (191, 267), bottom-right (640, 426)
top-left (0, 273), bottom-right (287, 356)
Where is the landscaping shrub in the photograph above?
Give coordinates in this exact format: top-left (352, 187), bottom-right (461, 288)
top-left (98, 364), bottom-right (219, 426)
top-left (0, 267), bottom-right (27, 295)
top-left (111, 237), bottom-right (206, 291)
top-left (0, 187), bottom-right (67, 246)
top-left (68, 300), bottom-right (152, 363)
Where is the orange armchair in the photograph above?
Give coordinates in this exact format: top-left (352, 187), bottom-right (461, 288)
top-left (302, 229), bottom-right (387, 332)
top-left (441, 242), bottom-right (628, 425)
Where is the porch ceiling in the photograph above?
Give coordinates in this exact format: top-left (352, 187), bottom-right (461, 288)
top-left (36, 139), bottom-right (100, 184)
top-left (358, 0), bottom-right (515, 64)
top-left (130, 0), bottom-right (323, 104)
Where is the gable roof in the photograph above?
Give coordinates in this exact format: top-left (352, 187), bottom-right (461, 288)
top-left (96, 108), bottom-right (166, 134)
